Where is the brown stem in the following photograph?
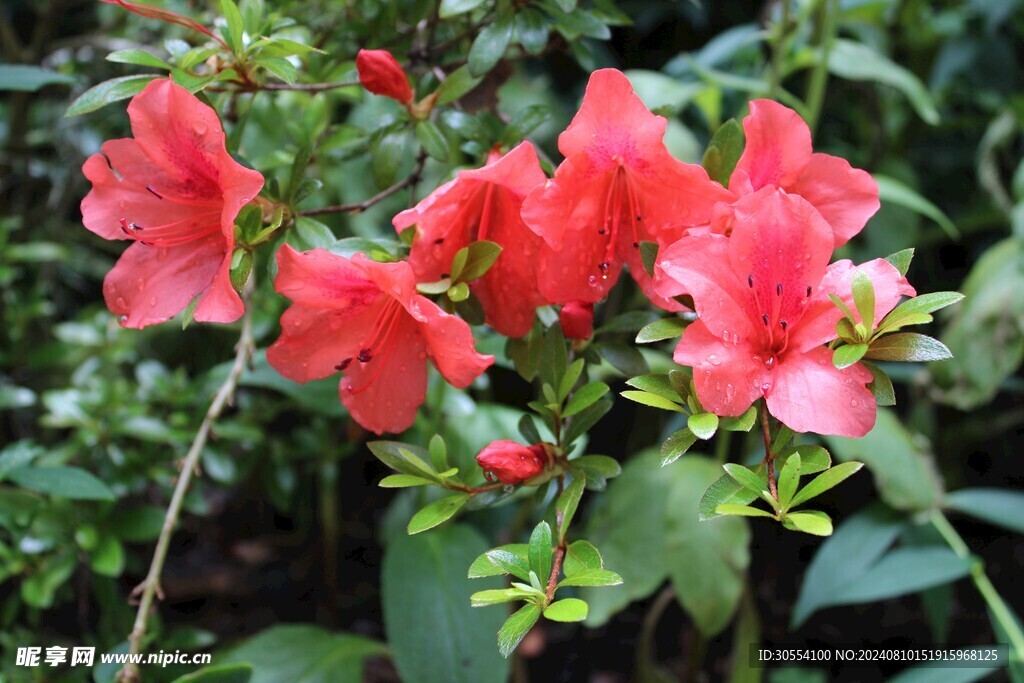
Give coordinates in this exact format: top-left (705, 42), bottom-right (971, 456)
top-left (760, 400), bottom-right (778, 501)
top-left (116, 280), bottom-right (256, 683)
top-left (297, 150), bottom-right (427, 217)
top-left (545, 544), bottom-right (565, 603)
top-left (245, 79), bottom-right (360, 92)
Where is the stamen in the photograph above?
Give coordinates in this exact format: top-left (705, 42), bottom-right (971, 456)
top-left (776, 283), bottom-right (783, 297)
top-left (780, 320), bottom-right (788, 331)
top-left (747, 275), bottom-right (754, 288)
top-left (346, 300), bottom-right (406, 395)
top-left (146, 184), bottom-right (164, 199)
top-left (806, 285), bottom-right (812, 297)
top-left (357, 348), bottom-right (373, 363)
top-left (762, 314), bottom-right (770, 326)
top-left (598, 229), bottom-right (607, 235)
top-left (335, 358), bottom-right (353, 371)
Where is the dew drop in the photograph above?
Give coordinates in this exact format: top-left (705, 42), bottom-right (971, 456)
top-left (149, 297), bottom-right (157, 306)
top-left (587, 275), bottom-right (598, 287)
top-left (724, 383), bottom-right (736, 401)
top-left (761, 383), bottom-right (771, 393)
top-left (850, 399), bottom-right (859, 407)
top-left (706, 354), bottom-right (721, 366)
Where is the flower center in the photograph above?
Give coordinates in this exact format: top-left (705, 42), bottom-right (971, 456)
top-left (338, 298), bottom-right (405, 395)
top-left (593, 164), bottom-right (643, 282)
top-left (747, 275), bottom-right (813, 367)
top-left (119, 184), bottom-right (222, 247)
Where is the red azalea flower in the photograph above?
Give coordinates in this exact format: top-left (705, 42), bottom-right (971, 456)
top-left (727, 99), bottom-right (879, 247)
top-left (393, 142), bottom-right (548, 337)
top-left (266, 246), bottom-right (494, 435)
top-left (521, 68), bottom-right (732, 310)
top-left (654, 187), bottom-right (914, 437)
top-left (477, 440), bottom-right (547, 484)
top-left (356, 49), bottom-right (414, 105)
top-left (81, 79), bottom-right (264, 328)
top-left (559, 301), bottom-right (594, 340)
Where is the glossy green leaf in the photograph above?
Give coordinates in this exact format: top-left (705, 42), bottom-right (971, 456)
top-left (720, 405), bottom-right (758, 432)
top-left (222, 625), bottom-right (385, 683)
top-left (621, 390), bottom-right (684, 412)
top-left (415, 120), bottom-right (449, 161)
top-left (563, 540), bottom-right (603, 576)
top-left (468, 15), bottom-right (514, 77)
top-left (407, 494), bottom-right (470, 534)
top-left (555, 475), bottom-right (585, 540)
top-left (783, 510), bottom-right (834, 536)
top-left (557, 569), bottom-right (622, 588)
top-left (379, 474), bottom-right (434, 488)
top-left (702, 118), bottom-right (744, 185)
top-left (866, 333), bottom-right (953, 362)
top-left (945, 488), bottom-right (1024, 535)
top-left (688, 412), bottom-right (719, 440)
top-left (6, 466), bottom-right (115, 500)
top-left (498, 604), bottom-right (541, 657)
top-left (635, 317), bottom-right (687, 343)
top-left (660, 428), bottom-right (699, 466)
top-left (790, 462), bottom-right (864, 508)
top-left (66, 75), bottom-right (157, 116)
top-left (563, 382), bottom-right (609, 417)
top-left (436, 65), bottom-right (483, 105)
top-left (528, 521), bottom-right (553, 582)
top-left (777, 452), bottom-right (801, 510)
top-left (439, 0), bottom-right (487, 18)
top-left (106, 48), bottom-right (172, 69)
top-left (828, 39), bottom-right (939, 125)
top-left (0, 64), bottom-right (76, 92)
top-left (470, 587), bottom-right (538, 607)
top-left (468, 545), bottom-right (530, 579)
top-left (833, 342), bottom-right (869, 369)
top-left (715, 504), bottom-right (775, 518)
top-left (875, 175), bottom-right (958, 238)
top-left (544, 598), bottom-right (589, 622)
top-left (699, 473), bottom-right (758, 520)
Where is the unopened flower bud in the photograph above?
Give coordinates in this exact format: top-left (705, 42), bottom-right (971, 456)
top-left (476, 440), bottom-right (546, 485)
top-left (356, 49), bottom-right (414, 105)
top-left (560, 301), bottom-right (594, 340)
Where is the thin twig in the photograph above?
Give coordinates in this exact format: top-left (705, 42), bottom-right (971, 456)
top-left (116, 280), bottom-right (256, 683)
top-left (760, 400), bottom-right (778, 500)
top-left (249, 80), bottom-right (360, 92)
top-left (545, 544), bottom-right (566, 603)
top-left (297, 150), bottom-right (427, 217)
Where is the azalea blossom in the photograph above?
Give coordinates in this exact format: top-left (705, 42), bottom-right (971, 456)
top-left (356, 49), bottom-right (414, 105)
top-left (559, 301), bottom-right (594, 340)
top-left (393, 142), bottom-right (548, 337)
top-left (726, 99), bottom-right (879, 247)
top-left (655, 188), bottom-right (914, 437)
top-left (81, 79), bottom-right (264, 328)
top-left (476, 440), bottom-right (547, 484)
top-left (521, 68), bottom-right (732, 310)
top-left (266, 246), bottom-right (493, 435)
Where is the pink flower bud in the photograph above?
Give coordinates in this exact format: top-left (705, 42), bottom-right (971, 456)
top-left (356, 49), bottom-right (414, 105)
top-left (560, 301), bottom-right (594, 340)
top-left (476, 440), bottom-right (546, 485)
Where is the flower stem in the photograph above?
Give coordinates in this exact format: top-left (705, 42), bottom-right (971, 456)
top-left (297, 149), bottom-right (427, 217)
top-left (759, 401), bottom-right (779, 500)
top-left (116, 280), bottom-right (255, 683)
top-left (930, 511), bottom-right (1024, 666)
top-left (804, 0), bottom-right (839, 134)
top-left (768, 0), bottom-right (792, 101)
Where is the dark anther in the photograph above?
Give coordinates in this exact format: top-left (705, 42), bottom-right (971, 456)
top-left (598, 229), bottom-right (607, 235)
top-left (780, 320), bottom-right (788, 331)
top-left (632, 241), bottom-right (639, 248)
top-left (356, 348), bottom-right (373, 363)
top-left (762, 314), bottom-right (770, 326)
top-left (145, 184), bottom-right (163, 199)
top-left (806, 285), bottom-right (812, 297)
top-left (335, 358), bottom-right (352, 371)
top-left (598, 261), bottom-right (610, 271)
top-left (635, 215), bottom-right (642, 222)
top-left (747, 274), bottom-right (754, 288)
top-left (776, 283), bottom-right (783, 296)
top-left (434, 238), bottom-right (444, 245)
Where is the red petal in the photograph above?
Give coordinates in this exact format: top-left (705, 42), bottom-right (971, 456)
top-left (267, 302), bottom-right (380, 382)
top-left (654, 233), bottom-right (757, 340)
top-left (273, 245), bottom-right (381, 312)
top-left (673, 321), bottom-right (766, 417)
top-left (103, 235), bottom-right (230, 328)
top-left (731, 99), bottom-right (812, 192)
top-left (340, 314), bottom-right (428, 435)
top-left (789, 153), bottom-right (880, 247)
top-left (193, 249), bottom-right (244, 324)
top-left (766, 347), bottom-right (876, 437)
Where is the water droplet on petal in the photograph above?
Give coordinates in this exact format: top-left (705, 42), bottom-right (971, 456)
top-left (850, 399), bottom-right (859, 407)
top-left (724, 383), bottom-right (736, 401)
top-left (587, 276), bottom-right (598, 287)
top-left (706, 354), bottom-right (721, 366)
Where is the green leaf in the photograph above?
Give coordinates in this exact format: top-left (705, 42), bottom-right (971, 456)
top-left (635, 317), bottom-right (686, 343)
top-left (851, 271), bottom-right (876, 329)
top-left (0, 441), bottom-right (40, 481)
top-left (439, 0), bottom-right (487, 18)
top-left (722, 464), bottom-right (771, 499)
top-left (667, 458), bottom-right (751, 636)
top-left (790, 462), bottom-right (864, 508)
top-left (825, 409), bottom-right (943, 512)
top-left (468, 15), bottom-right (514, 77)
top-left (621, 390), bottom-right (684, 413)
top-left (468, 545), bottom-right (531, 579)
top-left (436, 65), bottom-right (483, 105)
top-left (829, 546), bottom-right (970, 604)
top-left (6, 466), bottom-right (115, 500)
top-left (828, 39), bottom-right (939, 125)
top-left (220, 0), bottom-right (245, 53)
top-left (777, 452), bottom-right (801, 510)
top-left (875, 174), bottom-right (958, 238)
top-left (688, 412), bottom-right (719, 440)
top-left (383, 525), bottom-right (509, 681)
top-left (415, 120), bottom-right (450, 162)
top-left (371, 130), bottom-right (407, 189)
top-left (563, 396), bottom-right (612, 446)
top-left (447, 281), bottom-right (470, 302)
top-left (792, 503), bottom-right (909, 627)
top-left (885, 248), bottom-right (915, 277)
top-left (639, 241), bottom-right (659, 277)
top-left (66, 75), bottom-right (157, 116)
top-left (557, 569), bottom-right (622, 588)
top-left (528, 521), bottom-right (553, 583)
top-left (945, 488), bottom-right (1024, 535)
top-left (171, 664), bottom-right (253, 683)
top-left (660, 428), bottom-right (698, 466)
top-left (720, 406), bottom-right (758, 432)
top-left (470, 588), bottom-right (538, 607)
top-left (624, 374), bottom-right (679, 402)
top-left (0, 64), bottom-right (76, 92)
top-left (407, 494), bottom-right (470, 534)
top-left (863, 361), bottom-right (896, 407)
top-left (783, 510), bottom-right (834, 536)
top-left (368, 441), bottom-right (438, 480)
top-left (715, 504), bottom-right (775, 518)
top-left (702, 118), bottom-right (744, 185)
top-left (514, 8), bottom-right (549, 55)
top-left (699, 474), bottom-right (758, 520)
top-left (563, 382), bottom-right (609, 417)
top-left (502, 104), bottom-right (552, 145)
top-left (866, 333), bottom-right (953, 362)
top-left (379, 474), bottom-right (434, 488)
top-left (599, 342), bottom-right (649, 376)
top-left (781, 445), bottom-right (831, 474)
top-left (570, 455), bottom-right (621, 491)
top-left (555, 476), bottom-right (585, 540)
top-left (453, 240), bottom-right (503, 282)
top-left (544, 598), bottom-right (589, 622)
top-left (498, 604), bottom-right (541, 657)
top-left (833, 344), bottom-right (868, 371)
top-left (106, 48), bottom-right (172, 69)
top-left (223, 626), bottom-right (385, 683)
top-left (563, 540), bottom-right (603, 576)
top-left (877, 291), bottom-right (965, 334)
